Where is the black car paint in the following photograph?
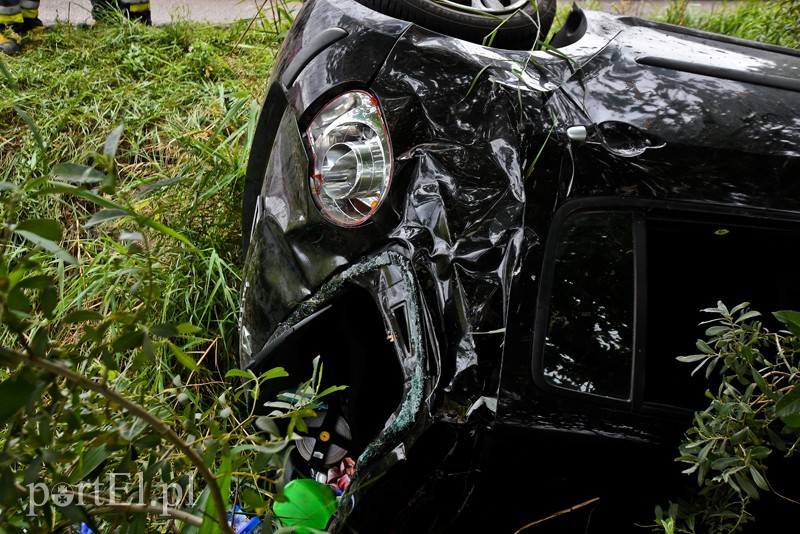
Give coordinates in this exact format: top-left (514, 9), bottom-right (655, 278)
top-left (240, 0), bottom-right (800, 531)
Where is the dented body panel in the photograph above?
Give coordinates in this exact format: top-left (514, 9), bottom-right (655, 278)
top-left (240, 0), bottom-right (800, 530)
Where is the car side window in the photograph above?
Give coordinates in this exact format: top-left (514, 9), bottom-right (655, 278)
top-left (537, 205), bottom-right (800, 413)
top-left (542, 211), bottom-right (635, 400)
top-left (644, 217), bottom-right (800, 410)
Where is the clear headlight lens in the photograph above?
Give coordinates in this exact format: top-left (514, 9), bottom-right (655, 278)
top-left (307, 91), bottom-right (393, 226)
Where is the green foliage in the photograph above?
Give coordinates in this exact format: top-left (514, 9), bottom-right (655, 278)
top-left (0, 6), bottom-right (286, 367)
top-left (0, 125), bottom-right (305, 532)
top-left (661, 0), bottom-right (800, 49)
top-left (0, 7), bottom-right (313, 532)
top-left (550, 0), bottom-right (799, 49)
top-left (654, 302), bottom-right (800, 534)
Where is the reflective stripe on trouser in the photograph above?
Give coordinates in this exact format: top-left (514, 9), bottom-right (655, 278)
top-left (120, 0), bottom-right (150, 12)
top-left (21, 0), bottom-right (38, 18)
top-left (0, 0), bottom-right (22, 25)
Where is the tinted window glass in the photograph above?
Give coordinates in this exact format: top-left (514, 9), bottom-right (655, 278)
top-left (645, 218), bottom-right (800, 409)
top-left (543, 212), bottom-right (635, 399)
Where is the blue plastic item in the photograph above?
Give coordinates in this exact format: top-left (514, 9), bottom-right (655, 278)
top-left (228, 505), bottom-right (263, 533)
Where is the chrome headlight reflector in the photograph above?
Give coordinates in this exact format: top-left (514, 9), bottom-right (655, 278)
top-left (307, 91), bottom-right (392, 226)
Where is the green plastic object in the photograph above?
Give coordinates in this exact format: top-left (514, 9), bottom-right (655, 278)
top-left (273, 478), bottom-right (337, 533)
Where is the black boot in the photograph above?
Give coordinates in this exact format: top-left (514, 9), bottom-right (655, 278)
top-left (0, 32), bottom-right (19, 55)
top-left (92, 1), bottom-right (151, 26)
top-left (21, 16), bottom-right (43, 32)
top-left (126, 9), bottom-right (151, 25)
top-left (123, 2), bottom-right (152, 26)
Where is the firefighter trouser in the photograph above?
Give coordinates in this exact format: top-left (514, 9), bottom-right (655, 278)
top-left (91, 0), bottom-right (151, 12)
top-left (0, 0), bottom-right (39, 26)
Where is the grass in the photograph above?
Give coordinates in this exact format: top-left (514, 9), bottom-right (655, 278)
top-left (1, 9), bottom-right (295, 532)
top-left (555, 0), bottom-right (799, 49)
top-left (1, 7), bottom-right (292, 374)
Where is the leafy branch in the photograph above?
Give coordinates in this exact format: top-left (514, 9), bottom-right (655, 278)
top-left (654, 301), bottom-right (800, 534)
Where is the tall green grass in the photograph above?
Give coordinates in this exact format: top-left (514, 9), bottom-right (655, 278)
top-left (556, 0), bottom-right (799, 49)
top-left (661, 0), bottom-right (799, 48)
top-left (1, 9), bottom-right (291, 375)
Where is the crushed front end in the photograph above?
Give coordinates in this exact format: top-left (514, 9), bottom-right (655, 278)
top-left (239, 0), bottom-right (563, 527)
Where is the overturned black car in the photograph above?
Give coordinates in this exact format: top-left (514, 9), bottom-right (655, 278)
top-left (238, 0), bottom-right (800, 531)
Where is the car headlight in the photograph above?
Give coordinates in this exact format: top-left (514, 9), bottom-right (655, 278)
top-left (307, 91), bottom-right (393, 226)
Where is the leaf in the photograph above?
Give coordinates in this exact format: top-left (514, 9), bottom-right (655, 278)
top-left (40, 285), bottom-right (58, 319)
top-left (176, 322), bottom-right (202, 335)
top-left (695, 339), bottom-right (715, 355)
top-left (704, 326), bottom-right (729, 336)
top-left (735, 472), bottom-right (760, 499)
top-left (0, 57), bottom-right (16, 88)
top-left (697, 441), bottom-right (713, 463)
top-left (184, 486), bottom-right (209, 534)
top-left (46, 181), bottom-right (127, 210)
top-left (104, 124), bottom-right (125, 161)
top-left (766, 427), bottom-right (786, 452)
top-left (68, 445), bottom-right (109, 483)
top-left (83, 209), bottom-right (130, 228)
top-left (119, 231), bottom-right (144, 242)
top-left (0, 374), bottom-right (35, 425)
top-left (50, 183), bottom-right (195, 247)
top-left (12, 105), bottom-right (46, 161)
top-left (260, 367), bottom-right (289, 381)
top-left (677, 354), bottom-right (707, 363)
top-left (62, 310), bottom-right (104, 323)
top-left (773, 310), bottom-right (800, 338)
top-left (750, 465), bottom-right (769, 491)
top-left (0, 181), bottom-right (17, 191)
top-left (776, 386), bottom-right (800, 427)
top-left (463, 64), bottom-right (492, 101)
top-left (16, 275), bottom-right (55, 289)
top-left (254, 416), bottom-right (280, 436)
top-left (13, 218), bottom-right (62, 241)
top-left (128, 515), bottom-right (147, 534)
top-left (710, 457), bottom-right (739, 471)
top-left (169, 342), bottom-right (199, 371)
top-left (149, 323), bottom-right (179, 338)
top-left (112, 330), bottom-right (145, 353)
top-left (138, 216), bottom-right (195, 248)
top-left (751, 368), bottom-right (775, 400)
top-left (234, 440), bottom-right (289, 455)
top-left (133, 432), bottom-right (162, 448)
top-left (240, 489), bottom-right (267, 516)
top-left (199, 455), bottom-right (232, 534)
top-left (57, 503), bottom-right (91, 529)
top-left (12, 228), bottom-right (77, 265)
top-left (317, 384), bottom-right (348, 398)
top-left (734, 310), bottom-right (762, 324)
top-left (137, 176), bottom-right (187, 198)
top-left (225, 369), bottom-right (254, 379)
top-left (52, 163), bottom-right (108, 184)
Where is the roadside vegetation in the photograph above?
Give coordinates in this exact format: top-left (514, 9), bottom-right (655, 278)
top-left (561, 0), bottom-right (799, 49)
top-left (0, 6), bottom-right (302, 533)
top-left (0, 0), bottom-right (798, 532)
